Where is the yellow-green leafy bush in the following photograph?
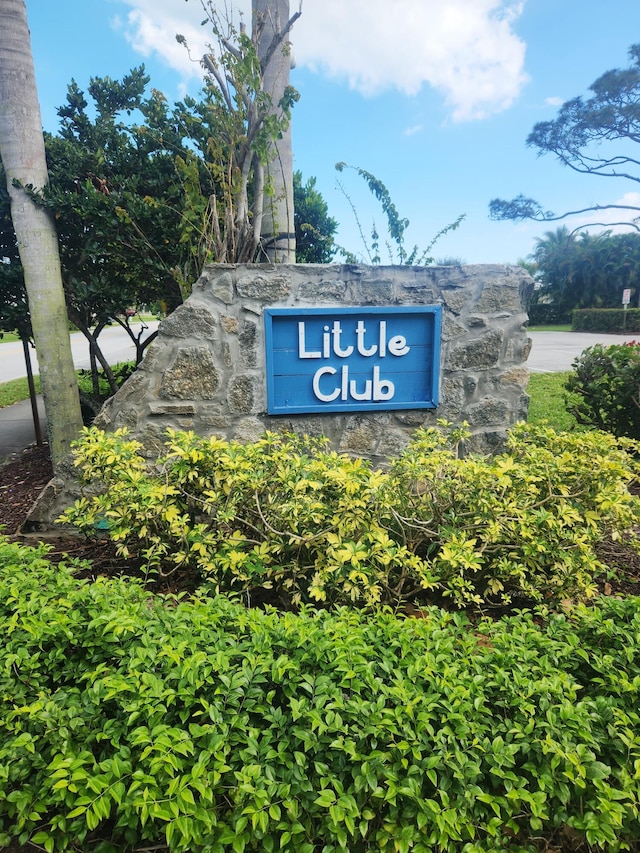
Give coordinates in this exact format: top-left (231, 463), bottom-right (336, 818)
top-left (61, 423), bottom-right (640, 608)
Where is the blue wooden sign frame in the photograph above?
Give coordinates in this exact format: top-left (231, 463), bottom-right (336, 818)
top-left (264, 306), bottom-right (441, 415)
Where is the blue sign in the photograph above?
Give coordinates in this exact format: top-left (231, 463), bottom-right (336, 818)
top-left (264, 306), bottom-right (441, 415)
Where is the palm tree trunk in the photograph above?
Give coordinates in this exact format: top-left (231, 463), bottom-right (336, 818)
top-left (253, 0), bottom-right (296, 262)
top-left (0, 0), bottom-right (83, 468)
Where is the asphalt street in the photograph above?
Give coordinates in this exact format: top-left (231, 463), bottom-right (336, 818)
top-left (0, 321), bottom-right (159, 383)
top-left (0, 321), bottom-right (158, 464)
top-left (525, 330), bottom-right (639, 372)
top-left (0, 330), bottom-right (637, 464)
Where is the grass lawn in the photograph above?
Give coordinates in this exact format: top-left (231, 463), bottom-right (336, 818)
top-left (0, 375), bottom-right (41, 409)
top-left (526, 371), bottom-right (577, 431)
top-left (527, 324), bottom-right (572, 332)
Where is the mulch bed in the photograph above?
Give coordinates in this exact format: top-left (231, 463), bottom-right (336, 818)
top-left (0, 443), bottom-right (197, 594)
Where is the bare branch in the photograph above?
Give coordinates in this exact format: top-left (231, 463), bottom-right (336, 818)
top-left (260, 11), bottom-right (302, 75)
top-left (201, 54), bottom-right (233, 112)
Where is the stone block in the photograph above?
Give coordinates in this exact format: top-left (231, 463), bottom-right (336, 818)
top-left (149, 402), bottom-right (197, 416)
top-left (239, 320), bottom-right (258, 367)
top-left (220, 315), bottom-right (239, 333)
top-left (160, 347), bottom-right (220, 399)
top-left (159, 303), bottom-right (217, 339)
top-left (197, 270), bottom-right (235, 304)
top-left (236, 272), bottom-right (291, 300)
top-left (466, 396), bottom-right (510, 426)
top-left (298, 278), bottom-right (348, 301)
top-left (228, 375), bottom-right (256, 414)
top-left (447, 329), bottom-right (503, 370)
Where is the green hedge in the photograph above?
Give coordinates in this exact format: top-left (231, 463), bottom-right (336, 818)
top-left (527, 302), bottom-right (570, 326)
top-left (572, 308), bottom-right (640, 333)
top-left (1, 538), bottom-right (640, 852)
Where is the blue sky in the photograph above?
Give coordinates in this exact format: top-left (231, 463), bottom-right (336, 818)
top-left (25, 0), bottom-right (640, 265)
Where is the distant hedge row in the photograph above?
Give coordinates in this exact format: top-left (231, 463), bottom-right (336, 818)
top-left (1, 538), bottom-right (640, 852)
top-left (572, 308), bottom-right (640, 333)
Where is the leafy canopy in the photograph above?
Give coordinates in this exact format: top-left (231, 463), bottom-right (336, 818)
top-left (529, 226), bottom-right (640, 321)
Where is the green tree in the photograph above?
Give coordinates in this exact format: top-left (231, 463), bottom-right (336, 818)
top-left (0, 0), bottom-right (83, 468)
top-left (293, 170), bottom-right (337, 263)
top-left (530, 227), bottom-right (640, 320)
top-left (489, 43), bottom-right (640, 231)
top-left (42, 67), bottom-right (189, 393)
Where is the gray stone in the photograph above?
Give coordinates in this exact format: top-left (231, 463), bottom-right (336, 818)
top-left (236, 272), bottom-right (291, 300)
top-left (377, 429), bottom-right (411, 457)
top-left (197, 270), bottom-right (235, 304)
top-left (353, 279), bottom-right (394, 304)
top-left (475, 282), bottom-right (521, 313)
top-left (220, 315), bottom-right (239, 334)
top-left (467, 315), bottom-right (488, 328)
top-left (441, 288), bottom-right (467, 315)
top-left (447, 330), bottom-right (503, 370)
top-left (298, 278), bottom-right (348, 301)
top-left (441, 377), bottom-right (465, 415)
top-left (465, 429), bottom-right (508, 455)
top-left (339, 417), bottom-right (380, 455)
top-left (159, 304), bottom-right (217, 339)
top-left (516, 393), bottom-right (530, 421)
top-left (235, 416), bottom-right (267, 443)
top-left (466, 396), bottom-right (510, 426)
top-left (239, 320), bottom-right (258, 367)
top-left (228, 375), bottom-right (255, 414)
top-left (160, 347), bottom-right (220, 399)
top-left (495, 367), bottom-right (530, 390)
top-left (149, 402), bottom-right (197, 416)
top-left (442, 316), bottom-right (468, 341)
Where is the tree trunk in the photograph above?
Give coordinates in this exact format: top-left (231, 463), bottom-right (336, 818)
top-left (0, 0), bottom-right (83, 468)
top-left (253, 0), bottom-right (296, 262)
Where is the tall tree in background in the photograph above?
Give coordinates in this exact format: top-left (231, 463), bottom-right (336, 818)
top-left (254, 0), bottom-right (297, 261)
top-left (490, 43), bottom-right (640, 232)
top-left (529, 227), bottom-right (640, 321)
top-left (0, 0), bottom-right (83, 468)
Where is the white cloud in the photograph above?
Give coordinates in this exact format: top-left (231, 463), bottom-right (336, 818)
top-left (545, 96), bottom-right (564, 107)
top-left (567, 192), bottom-right (640, 234)
top-left (115, 0), bottom-right (529, 121)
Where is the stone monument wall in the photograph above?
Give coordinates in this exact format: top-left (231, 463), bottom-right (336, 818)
top-left (94, 262), bottom-right (533, 462)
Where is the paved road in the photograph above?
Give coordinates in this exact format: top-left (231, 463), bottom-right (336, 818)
top-left (0, 321), bottom-right (158, 464)
top-left (526, 331), bottom-right (638, 372)
top-left (0, 321), bottom-right (159, 383)
top-left (0, 329), bottom-right (637, 465)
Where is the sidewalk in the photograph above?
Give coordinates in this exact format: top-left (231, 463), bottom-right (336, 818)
top-left (0, 396), bottom-right (46, 465)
